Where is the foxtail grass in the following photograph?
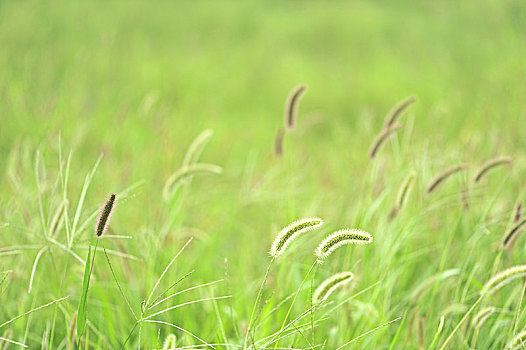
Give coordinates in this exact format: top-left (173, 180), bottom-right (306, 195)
top-left (506, 329), bottom-right (526, 349)
top-left (389, 171), bottom-right (416, 220)
top-left (95, 193), bottom-right (117, 238)
top-left (162, 163), bottom-right (223, 201)
top-left (383, 95), bottom-right (417, 129)
top-left (471, 306), bottom-right (495, 329)
top-left (473, 156), bottom-right (512, 183)
top-left (500, 218), bottom-right (526, 250)
top-left (274, 128), bottom-right (285, 157)
top-left (284, 84), bottom-right (307, 131)
top-left (425, 163), bottom-right (470, 195)
top-left (368, 123), bottom-right (402, 159)
top-left (313, 272), bottom-right (354, 303)
top-left (481, 265), bottom-right (526, 295)
top-left (315, 229), bottom-right (372, 263)
top-left (269, 217), bottom-right (323, 258)
top-left (162, 333), bottom-right (176, 349)
top-left (514, 201), bottom-right (523, 223)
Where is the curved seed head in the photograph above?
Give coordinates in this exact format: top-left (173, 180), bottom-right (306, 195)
top-left (481, 265), bottom-right (526, 296)
top-left (284, 84), bottom-right (308, 131)
top-left (315, 229), bottom-right (373, 263)
top-left (269, 217), bottom-right (323, 258)
top-left (471, 306), bottom-right (496, 329)
top-left (313, 272), bottom-right (354, 304)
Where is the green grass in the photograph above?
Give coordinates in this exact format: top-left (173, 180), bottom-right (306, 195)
top-left (1, 0), bottom-right (526, 348)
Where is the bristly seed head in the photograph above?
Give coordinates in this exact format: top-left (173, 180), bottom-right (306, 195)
top-left (95, 193), bottom-right (117, 238)
top-left (315, 229), bottom-right (373, 263)
top-left (481, 264), bottom-right (526, 296)
top-left (284, 84), bottom-right (308, 131)
top-left (313, 272), bottom-right (354, 304)
top-left (163, 333), bottom-right (177, 349)
top-left (269, 217), bottom-right (323, 258)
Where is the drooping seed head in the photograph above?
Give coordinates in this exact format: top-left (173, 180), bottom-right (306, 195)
top-left (163, 333), bottom-right (177, 349)
top-left (313, 272), bottom-right (354, 304)
top-left (425, 163), bottom-right (470, 195)
top-left (390, 171), bottom-right (416, 220)
top-left (284, 84), bottom-right (308, 131)
top-left (473, 156), bottom-right (512, 183)
top-left (368, 123), bottom-right (402, 159)
top-left (383, 95), bottom-right (417, 130)
top-left (95, 193), bottom-right (117, 238)
top-left (500, 218), bottom-right (526, 251)
top-left (162, 163), bottom-right (223, 201)
top-left (471, 306), bottom-right (496, 329)
top-left (481, 265), bottom-right (526, 296)
top-left (506, 330), bottom-right (526, 350)
top-left (315, 229), bottom-right (373, 263)
top-left (269, 217), bottom-right (323, 258)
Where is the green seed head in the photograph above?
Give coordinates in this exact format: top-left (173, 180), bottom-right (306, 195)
top-left (313, 272), bottom-right (354, 304)
top-left (315, 229), bottom-right (373, 263)
top-left (269, 217), bottom-right (323, 258)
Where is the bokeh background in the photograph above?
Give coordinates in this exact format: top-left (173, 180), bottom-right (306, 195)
top-left (1, 1), bottom-right (526, 348)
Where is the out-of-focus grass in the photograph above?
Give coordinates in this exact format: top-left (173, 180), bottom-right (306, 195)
top-left (1, 0), bottom-right (526, 348)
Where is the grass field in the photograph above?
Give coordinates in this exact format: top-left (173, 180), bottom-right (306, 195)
top-left (1, 1), bottom-right (526, 348)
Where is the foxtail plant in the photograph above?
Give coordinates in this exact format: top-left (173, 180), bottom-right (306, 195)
top-left (481, 265), bottom-right (526, 296)
top-left (78, 193), bottom-right (118, 344)
top-left (95, 193), bottom-right (117, 238)
top-left (244, 217), bottom-right (323, 350)
top-left (315, 229), bottom-right (373, 263)
top-left (284, 84), bottom-right (308, 131)
top-left (162, 333), bottom-right (176, 349)
top-left (274, 127), bottom-right (285, 157)
top-left (425, 163), bottom-right (470, 195)
top-left (162, 164), bottom-right (223, 202)
top-left (500, 218), bottom-right (526, 250)
top-left (368, 123), bottom-right (402, 159)
top-left (313, 272), bottom-right (354, 303)
top-left (505, 329), bottom-right (526, 350)
top-left (473, 156), bottom-right (512, 183)
top-left (389, 171), bottom-right (416, 220)
top-left (269, 217), bottom-right (324, 258)
top-left (383, 95), bottom-right (417, 129)
top-left (514, 201), bottom-right (523, 223)
top-left (471, 306), bottom-right (495, 329)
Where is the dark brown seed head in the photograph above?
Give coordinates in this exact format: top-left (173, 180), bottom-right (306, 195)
top-left (95, 193), bottom-right (117, 238)
top-left (284, 84), bottom-right (307, 131)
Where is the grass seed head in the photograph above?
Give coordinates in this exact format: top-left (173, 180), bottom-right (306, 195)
top-left (368, 123), bottom-right (402, 159)
top-left (315, 229), bottom-right (372, 263)
top-left (481, 265), bottom-right (526, 296)
top-left (274, 127), bottom-right (285, 157)
top-left (269, 217), bottom-right (323, 258)
top-left (514, 201), bottom-right (523, 223)
top-left (313, 271), bottom-right (354, 304)
top-left (425, 163), bottom-right (470, 195)
top-left (471, 306), bottom-right (496, 329)
top-left (284, 84), bottom-right (308, 131)
top-left (473, 156), bottom-right (512, 183)
top-left (163, 333), bottom-right (177, 349)
top-left (500, 218), bottom-right (526, 250)
top-left (95, 193), bottom-right (117, 238)
top-left (383, 95), bottom-right (417, 129)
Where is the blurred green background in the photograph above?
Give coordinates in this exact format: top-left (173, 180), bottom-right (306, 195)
top-left (1, 0), bottom-right (526, 348)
